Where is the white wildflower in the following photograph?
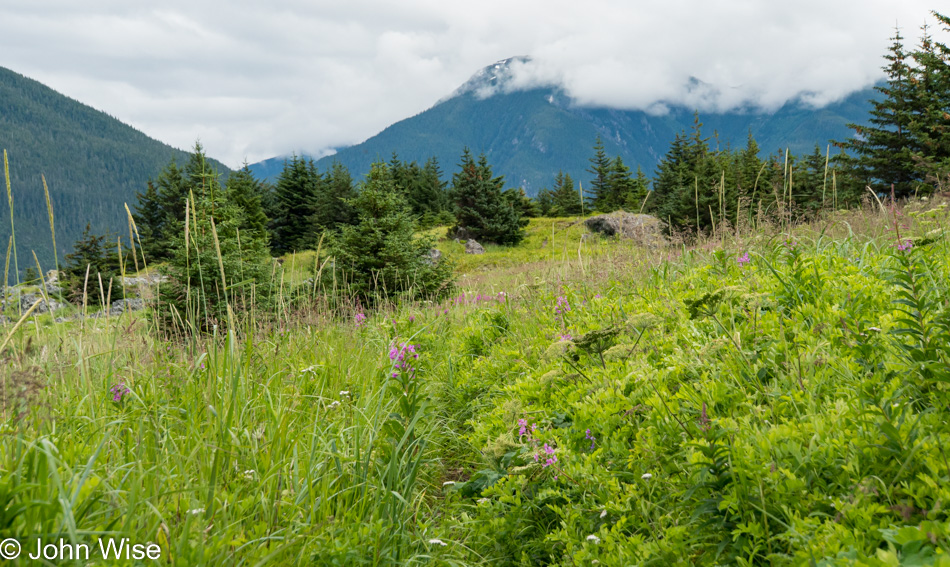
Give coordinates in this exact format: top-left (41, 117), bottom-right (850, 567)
top-left (428, 538), bottom-right (447, 546)
top-left (641, 473), bottom-right (652, 480)
top-left (187, 508), bottom-right (205, 515)
top-left (477, 497), bottom-right (490, 504)
top-left (586, 534), bottom-right (601, 544)
top-left (339, 390), bottom-right (350, 397)
top-left (600, 509), bottom-right (607, 518)
top-left (328, 400), bottom-right (341, 409)
top-left (243, 470), bottom-right (255, 479)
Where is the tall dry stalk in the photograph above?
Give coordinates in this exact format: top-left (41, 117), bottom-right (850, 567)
top-left (3, 150), bottom-right (18, 286)
top-left (42, 174), bottom-right (58, 275)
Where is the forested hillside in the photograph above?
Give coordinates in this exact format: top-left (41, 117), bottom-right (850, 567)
top-left (0, 65), bottom-right (230, 277)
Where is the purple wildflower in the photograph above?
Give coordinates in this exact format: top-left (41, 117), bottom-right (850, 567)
top-left (110, 382), bottom-right (130, 403)
top-left (518, 418), bottom-right (528, 437)
top-left (355, 312), bottom-right (367, 327)
top-left (896, 239), bottom-right (913, 252)
top-left (585, 428), bottom-right (596, 450)
top-left (737, 252), bottom-right (750, 266)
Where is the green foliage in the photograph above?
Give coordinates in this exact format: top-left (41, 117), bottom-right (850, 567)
top-left (0, 66), bottom-right (230, 275)
top-left (332, 162), bottom-right (455, 304)
top-left (836, 18), bottom-right (950, 198)
top-left (451, 149), bottom-right (527, 245)
top-left (61, 223), bottom-right (124, 306)
top-left (154, 152), bottom-right (274, 335)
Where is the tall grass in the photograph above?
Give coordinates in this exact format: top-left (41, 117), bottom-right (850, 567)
top-left (2, 143), bottom-right (949, 565)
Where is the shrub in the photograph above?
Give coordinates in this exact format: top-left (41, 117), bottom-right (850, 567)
top-left (331, 162), bottom-right (454, 305)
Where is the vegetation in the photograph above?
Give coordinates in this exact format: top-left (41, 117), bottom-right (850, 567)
top-left (331, 162), bottom-right (455, 304)
top-left (2, 13), bottom-right (950, 565)
top-left (450, 148), bottom-right (527, 245)
top-left (60, 223), bottom-right (125, 306)
top-left (0, 66), bottom-right (230, 273)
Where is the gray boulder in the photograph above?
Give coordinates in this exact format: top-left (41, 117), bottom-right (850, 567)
top-left (584, 212), bottom-right (667, 248)
top-left (109, 298), bottom-right (145, 315)
top-left (19, 293), bottom-right (64, 314)
top-left (465, 240), bottom-right (485, 255)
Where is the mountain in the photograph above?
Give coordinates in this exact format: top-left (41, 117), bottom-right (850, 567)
top-left (251, 58), bottom-right (877, 195)
top-left (0, 65), bottom-right (230, 278)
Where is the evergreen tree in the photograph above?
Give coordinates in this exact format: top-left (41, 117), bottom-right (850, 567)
top-left (131, 180), bottom-right (167, 261)
top-left (332, 162), bottom-right (454, 304)
top-left (62, 223), bottom-right (124, 306)
top-left (270, 155), bottom-right (320, 254)
top-left (156, 170), bottom-right (274, 334)
top-left (586, 136), bottom-right (613, 211)
top-left (909, 18), bottom-right (950, 191)
top-left (550, 171), bottom-right (582, 216)
top-left (450, 149), bottom-right (526, 245)
top-left (836, 28), bottom-right (922, 197)
top-left (226, 163), bottom-right (269, 237)
top-left (623, 167), bottom-right (651, 212)
top-left (310, 160), bottom-right (357, 237)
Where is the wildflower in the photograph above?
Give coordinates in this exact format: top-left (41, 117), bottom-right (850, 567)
top-left (586, 534), bottom-right (601, 544)
top-left (641, 473), bottom-right (652, 480)
top-left (600, 509), bottom-right (607, 518)
top-left (187, 508), bottom-right (205, 516)
top-left (896, 239), bottom-right (913, 252)
top-left (428, 539), bottom-right (447, 546)
top-left (737, 252), bottom-right (750, 266)
top-left (243, 470), bottom-right (255, 479)
top-left (340, 390), bottom-right (350, 397)
top-left (110, 382), bottom-right (130, 403)
top-left (554, 295), bottom-right (571, 316)
top-left (477, 497), bottom-right (490, 504)
top-left (585, 428), bottom-right (596, 450)
top-left (518, 418), bottom-right (528, 437)
top-left (354, 312), bottom-right (367, 327)
top-left (327, 401), bottom-right (341, 409)
top-left (559, 333), bottom-right (572, 341)
top-left (409, 315), bottom-right (415, 323)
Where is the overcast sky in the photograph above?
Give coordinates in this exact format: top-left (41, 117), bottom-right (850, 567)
top-left (2, 1), bottom-right (945, 168)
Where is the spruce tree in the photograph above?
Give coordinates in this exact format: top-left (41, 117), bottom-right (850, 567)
top-left (271, 155), bottom-right (320, 254)
top-left (62, 223), bottom-right (124, 306)
top-left (550, 171), bottom-right (582, 216)
top-left (226, 163), bottom-right (269, 237)
top-left (836, 28), bottom-right (922, 197)
top-left (586, 136), bottom-right (613, 211)
top-left (450, 149), bottom-right (526, 245)
top-left (156, 170), bottom-right (274, 334)
top-left (332, 162), bottom-right (454, 303)
top-left (909, 18), bottom-right (950, 191)
top-left (131, 180), bottom-right (167, 261)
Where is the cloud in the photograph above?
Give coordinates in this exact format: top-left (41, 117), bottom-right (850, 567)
top-left (1, 1), bottom-right (945, 167)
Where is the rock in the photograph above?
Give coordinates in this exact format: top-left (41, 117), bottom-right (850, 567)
top-left (46, 270), bottom-right (60, 284)
top-left (465, 239), bottom-right (485, 255)
top-left (424, 248), bottom-right (443, 265)
top-left (19, 293), bottom-right (64, 314)
top-left (0, 315), bottom-right (8, 325)
top-left (121, 273), bottom-right (169, 287)
top-left (109, 298), bottom-right (145, 315)
top-left (584, 212), bottom-right (667, 248)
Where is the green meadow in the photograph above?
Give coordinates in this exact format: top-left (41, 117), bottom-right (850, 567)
top-left (2, 198), bottom-right (950, 565)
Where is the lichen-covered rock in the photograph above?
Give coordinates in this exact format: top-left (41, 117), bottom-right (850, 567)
top-left (465, 239), bottom-right (485, 255)
top-left (584, 212), bottom-right (667, 247)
